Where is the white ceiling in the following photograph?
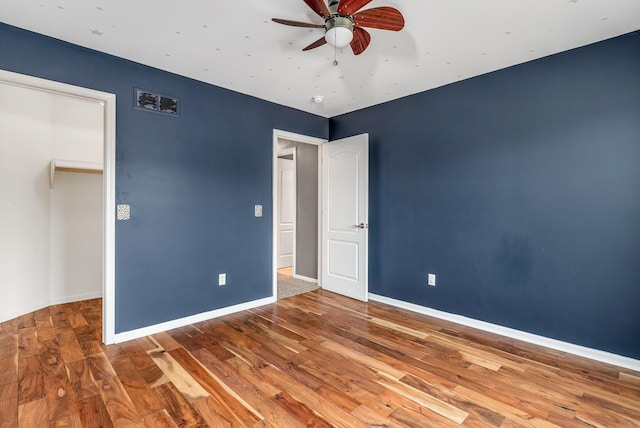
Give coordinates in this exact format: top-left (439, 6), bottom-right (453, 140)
top-left (1, 0), bottom-right (639, 117)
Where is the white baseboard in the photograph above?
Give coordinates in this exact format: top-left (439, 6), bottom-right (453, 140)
top-left (369, 293), bottom-right (640, 372)
top-left (113, 296), bottom-right (277, 344)
top-left (50, 291), bottom-right (102, 306)
top-left (0, 298), bottom-right (50, 324)
top-left (293, 274), bottom-right (318, 283)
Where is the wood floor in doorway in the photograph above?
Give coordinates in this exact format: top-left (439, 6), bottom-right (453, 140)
top-left (1, 291), bottom-right (639, 427)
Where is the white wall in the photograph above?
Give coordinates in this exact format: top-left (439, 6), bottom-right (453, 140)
top-left (51, 95), bottom-right (103, 163)
top-left (49, 95), bottom-right (103, 304)
top-left (0, 84), bottom-right (53, 320)
top-left (0, 83), bottom-right (103, 322)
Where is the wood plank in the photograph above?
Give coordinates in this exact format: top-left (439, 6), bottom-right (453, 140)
top-left (66, 312), bottom-right (87, 329)
top-left (259, 365), bottom-right (368, 427)
top-left (17, 397), bottom-right (48, 428)
top-left (108, 352), bottom-right (164, 417)
top-left (96, 374), bottom-right (143, 427)
top-left (18, 354), bottom-right (44, 404)
top-left (0, 334), bottom-right (18, 386)
top-left (149, 332), bottom-right (182, 353)
top-left (320, 339), bottom-right (406, 379)
top-left (273, 390), bottom-right (333, 427)
top-left (50, 306), bottom-right (71, 329)
top-left (400, 373), bottom-right (505, 426)
top-left (66, 359), bottom-right (99, 401)
top-left (350, 404), bottom-right (402, 428)
top-left (0, 381), bottom-right (18, 428)
top-left (620, 371), bottom-right (640, 383)
top-left (38, 339), bottom-right (64, 378)
top-left (376, 371), bottom-right (469, 424)
top-left (73, 325), bottom-right (101, 345)
top-left (43, 372), bottom-right (79, 423)
top-left (77, 394), bottom-right (113, 428)
top-left (16, 313), bottom-right (35, 330)
top-left (169, 347), bottom-right (262, 426)
top-left (195, 350), bottom-right (302, 427)
top-left (49, 413), bottom-right (83, 428)
top-left (153, 382), bottom-right (208, 428)
top-left (142, 409), bottom-right (179, 428)
top-left (17, 327), bottom-right (38, 357)
top-left (81, 340), bottom-right (104, 358)
top-left (139, 363), bottom-right (170, 389)
top-left (147, 350), bottom-right (209, 403)
top-left (453, 384), bottom-right (551, 428)
top-left (191, 396), bottom-right (236, 427)
top-left (87, 353), bottom-right (117, 381)
top-left (56, 328), bottom-right (88, 364)
top-left (34, 319), bottom-right (57, 342)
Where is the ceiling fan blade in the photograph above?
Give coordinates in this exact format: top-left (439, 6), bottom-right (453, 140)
top-left (303, 36), bottom-right (328, 51)
top-left (272, 18), bottom-right (325, 28)
top-left (303, 0), bottom-right (331, 18)
top-left (337, 0), bottom-right (373, 16)
top-left (353, 6), bottom-right (404, 31)
top-left (350, 27), bottom-right (371, 55)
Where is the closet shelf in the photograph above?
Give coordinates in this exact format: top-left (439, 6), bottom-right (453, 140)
top-left (50, 159), bottom-right (103, 188)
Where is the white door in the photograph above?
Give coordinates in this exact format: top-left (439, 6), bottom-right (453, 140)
top-left (321, 134), bottom-right (369, 301)
top-left (277, 156), bottom-right (295, 268)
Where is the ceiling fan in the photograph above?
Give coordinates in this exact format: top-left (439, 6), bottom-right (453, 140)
top-left (272, 0), bottom-right (404, 56)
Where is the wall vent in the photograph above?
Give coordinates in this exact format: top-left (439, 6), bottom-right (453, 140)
top-left (135, 88), bottom-right (178, 116)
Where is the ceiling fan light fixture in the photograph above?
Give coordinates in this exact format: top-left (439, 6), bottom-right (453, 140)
top-left (325, 16), bottom-right (353, 48)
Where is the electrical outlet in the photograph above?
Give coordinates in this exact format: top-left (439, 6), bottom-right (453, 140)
top-left (218, 273), bottom-right (226, 286)
top-left (255, 205), bottom-right (263, 217)
top-left (428, 273), bottom-right (436, 287)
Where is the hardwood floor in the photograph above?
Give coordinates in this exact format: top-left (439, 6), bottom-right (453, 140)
top-left (1, 290), bottom-right (639, 427)
top-left (277, 267), bottom-right (294, 277)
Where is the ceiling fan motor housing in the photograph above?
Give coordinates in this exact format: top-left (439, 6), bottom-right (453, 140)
top-left (324, 15), bottom-right (354, 48)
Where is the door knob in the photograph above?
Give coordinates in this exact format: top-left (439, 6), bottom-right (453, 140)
top-left (353, 223), bottom-right (367, 229)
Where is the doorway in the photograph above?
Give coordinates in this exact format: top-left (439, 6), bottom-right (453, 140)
top-left (273, 130), bottom-right (325, 299)
top-left (0, 69), bottom-right (116, 344)
top-left (273, 130), bottom-right (370, 302)
top-left (277, 149), bottom-right (296, 270)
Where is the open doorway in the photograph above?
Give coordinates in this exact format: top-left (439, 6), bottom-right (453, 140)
top-left (273, 130), bottom-right (325, 299)
top-left (0, 69), bottom-right (116, 344)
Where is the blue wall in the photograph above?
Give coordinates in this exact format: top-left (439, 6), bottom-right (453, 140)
top-left (0, 23), bottom-right (327, 333)
top-left (330, 32), bottom-right (640, 359)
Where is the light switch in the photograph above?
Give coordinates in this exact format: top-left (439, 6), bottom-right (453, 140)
top-left (428, 273), bottom-right (436, 287)
top-left (255, 205), bottom-right (263, 217)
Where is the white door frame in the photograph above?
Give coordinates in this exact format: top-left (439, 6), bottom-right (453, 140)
top-left (0, 69), bottom-right (117, 344)
top-left (276, 147), bottom-right (296, 271)
top-left (272, 130), bottom-right (326, 298)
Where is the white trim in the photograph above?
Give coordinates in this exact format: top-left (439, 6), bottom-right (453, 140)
top-left (102, 89), bottom-right (117, 345)
top-left (0, 69), bottom-right (116, 345)
top-left (369, 293), bottom-right (640, 372)
top-left (49, 291), bottom-right (103, 306)
top-left (274, 130), bottom-right (326, 146)
top-left (272, 129), bottom-right (326, 300)
top-left (293, 274), bottom-right (318, 283)
top-left (0, 299), bottom-right (50, 324)
top-left (113, 296), bottom-right (276, 344)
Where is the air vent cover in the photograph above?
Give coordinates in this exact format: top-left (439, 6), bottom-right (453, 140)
top-left (135, 88), bottom-right (178, 116)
